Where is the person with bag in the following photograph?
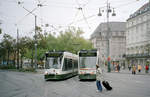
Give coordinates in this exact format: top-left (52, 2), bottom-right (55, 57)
top-left (102, 80), bottom-right (112, 91)
top-left (96, 64), bottom-right (103, 92)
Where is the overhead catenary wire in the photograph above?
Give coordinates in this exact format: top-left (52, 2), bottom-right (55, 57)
top-left (16, 0), bottom-right (46, 24)
top-left (80, 9), bottom-right (91, 29)
top-left (69, 14), bottom-right (96, 25)
top-left (1, 0), bottom-right (146, 40)
top-left (114, 0), bottom-right (140, 9)
top-left (17, 4), bottom-right (60, 35)
top-left (14, 0), bottom-right (145, 37)
top-left (75, 0), bottom-right (91, 30)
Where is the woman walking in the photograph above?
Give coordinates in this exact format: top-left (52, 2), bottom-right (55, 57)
top-left (96, 64), bottom-right (103, 92)
top-left (132, 64), bottom-right (136, 75)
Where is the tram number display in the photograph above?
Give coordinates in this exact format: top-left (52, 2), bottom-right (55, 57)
top-left (46, 53), bottom-right (63, 57)
top-left (79, 52), bottom-right (97, 57)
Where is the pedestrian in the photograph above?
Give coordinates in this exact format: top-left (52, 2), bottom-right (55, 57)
top-left (128, 64), bottom-right (131, 71)
top-left (132, 64), bottom-right (136, 75)
top-left (96, 64), bottom-right (103, 92)
top-left (115, 63), bottom-right (120, 72)
top-left (117, 64), bottom-right (120, 72)
top-left (137, 64), bottom-right (142, 73)
top-left (145, 65), bottom-right (149, 73)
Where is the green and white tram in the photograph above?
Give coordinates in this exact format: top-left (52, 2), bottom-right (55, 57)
top-left (78, 49), bottom-right (99, 80)
top-left (44, 51), bottom-right (78, 80)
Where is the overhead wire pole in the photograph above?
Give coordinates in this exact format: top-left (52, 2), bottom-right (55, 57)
top-left (17, 27), bottom-right (19, 69)
top-left (16, 1), bottom-right (46, 69)
top-left (20, 7), bottom-right (38, 69)
top-left (35, 15), bottom-right (38, 69)
top-left (106, 0), bottom-right (111, 72)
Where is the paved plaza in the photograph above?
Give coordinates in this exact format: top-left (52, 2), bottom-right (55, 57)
top-left (0, 70), bottom-right (150, 97)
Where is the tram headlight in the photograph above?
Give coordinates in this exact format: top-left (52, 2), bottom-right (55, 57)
top-left (90, 72), bottom-right (94, 74)
top-left (56, 71), bottom-right (60, 75)
top-left (44, 71), bottom-right (48, 75)
top-left (80, 71), bottom-right (85, 74)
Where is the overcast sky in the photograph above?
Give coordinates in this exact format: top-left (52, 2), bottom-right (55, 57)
top-left (0, 0), bottom-right (149, 39)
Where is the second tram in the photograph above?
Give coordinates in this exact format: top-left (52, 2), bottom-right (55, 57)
top-left (78, 49), bottom-right (99, 80)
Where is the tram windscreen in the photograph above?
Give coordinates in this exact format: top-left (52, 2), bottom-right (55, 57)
top-left (45, 57), bottom-right (62, 69)
top-left (79, 57), bottom-right (97, 68)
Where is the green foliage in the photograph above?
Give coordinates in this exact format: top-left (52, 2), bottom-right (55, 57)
top-left (56, 27), bottom-right (93, 53)
top-left (0, 27), bottom-right (93, 68)
top-left (0, 65), bottom-right (16, 69)
top-left (0, 28), bottom-right (2, 34)
top-left (0, 34), bottom-right (14, 65)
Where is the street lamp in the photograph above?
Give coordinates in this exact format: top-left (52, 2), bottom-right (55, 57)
top-left (98, 1), bottom-right (116, 72)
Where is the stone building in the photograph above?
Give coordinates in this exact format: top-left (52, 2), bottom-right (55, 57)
top-left (91, 22), bottom-right (126, 67)
top-left (126, 2), bottom-right (150, 68)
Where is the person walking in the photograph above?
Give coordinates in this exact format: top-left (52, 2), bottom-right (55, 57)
top-left (132, 64), bottom-right (136, 75)
top-left (128, 64), bottom-right (131, 71)
top-left (117, 64), bottom-right (120, 72)
top-left (138, 64), bottom-right (142, 73)
top-left (145, 65), bottom-right (149, 73)
top-left (96, 64), bottom-right (103, 92)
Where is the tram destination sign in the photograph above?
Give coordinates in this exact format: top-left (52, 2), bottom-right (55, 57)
top-left (46, 52), bottom-right (63, 57)
top-left (79, 52), bottom-right (97, 57)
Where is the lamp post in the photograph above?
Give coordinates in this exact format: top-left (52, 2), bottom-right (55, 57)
top-left (17, 0), bottom-right (47, 69)
top-left (98, 0), bottom-right (116, 72)
top-left (34, 15), bottom-right (37, 69)
top-left (16, 27), bottom-right (19, 69)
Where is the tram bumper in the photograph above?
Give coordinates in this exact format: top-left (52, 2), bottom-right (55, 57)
top-left (44, 74), bottom-right (63, 80)
top-left (79, 74), bottom-right (96, 80)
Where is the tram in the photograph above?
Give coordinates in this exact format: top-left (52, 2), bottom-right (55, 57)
top-left (78, 49), bottom-right (99, 80)
top-left (44, 51), bottom-right (78, 80)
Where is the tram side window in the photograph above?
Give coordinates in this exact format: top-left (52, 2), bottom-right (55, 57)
top-left (62, 58), bottom-right (68, 71)
top-left (80, 57), bottom-right (86, 68)
top-left (68, 59), bottom-right (72, 70)
top-left (45, 58), bottom-right (49, 69)
top-left (74, 60), bottom-right (78, 69)
top-left (72, 60), bottom-right (76, 69)
top-left (62, 58), bottom-right (76, 71)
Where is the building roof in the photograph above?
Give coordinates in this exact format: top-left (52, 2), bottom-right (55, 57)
top-left (91, 22), bottom-right (126, 39)
top-left (127, 2), bottom-right (150, 21)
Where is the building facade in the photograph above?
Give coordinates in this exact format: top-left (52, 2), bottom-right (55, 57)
top-left (126, 2), bottom-right (150, 68)
top-left (91, 22), bottom-right (126, 67)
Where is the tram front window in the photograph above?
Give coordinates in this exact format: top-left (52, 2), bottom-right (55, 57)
top-left (45, 57), bottom-right (62, 69)
top-left (79, 57), bottom-right (96, 68)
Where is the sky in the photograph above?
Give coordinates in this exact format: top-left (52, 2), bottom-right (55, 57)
top-left (0, 0), bottom-right (149, 40)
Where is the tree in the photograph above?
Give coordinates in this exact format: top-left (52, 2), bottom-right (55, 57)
top-left (1, 34), bottom-right (14, 65)
top-left (0, 28), bottom-right (2, 34)
top-left (57, 27), bottom-right (93, 53)
top-left (11, 39), bottom-right (17, 67)
top-left (0, 26), bottom-right (93, 69)
top-left (0, 43), bottom-right (6, 65)
top-left (0, 21), bottom-right (2, 34)
top-left (21, 37), bottom-right (34, 67)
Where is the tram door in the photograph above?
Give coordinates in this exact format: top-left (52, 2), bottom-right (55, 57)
top-left (72, 59), bottom-right (74, 73)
